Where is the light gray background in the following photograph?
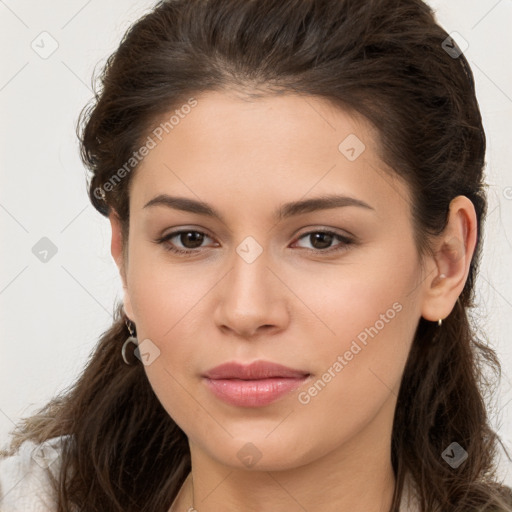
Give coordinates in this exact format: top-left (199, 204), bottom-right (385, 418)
top-left (1, 0), bottom-right (511, 485)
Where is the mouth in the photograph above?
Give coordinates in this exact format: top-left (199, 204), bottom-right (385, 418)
top-left (202, 360), bottom-right (311, 407)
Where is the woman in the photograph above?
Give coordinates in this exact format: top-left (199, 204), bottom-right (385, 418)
top-left (1, 0), bottom-right (511, 510)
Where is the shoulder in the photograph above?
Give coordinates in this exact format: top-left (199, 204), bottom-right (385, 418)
top-left (399, 471), bottom-right (421, 512)
top-left (399, 471), bottom-right (512, 512)
top-left (0, 435), bottom-right (71, 512)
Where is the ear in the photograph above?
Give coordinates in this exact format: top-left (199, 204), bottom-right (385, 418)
top-left (420, 195), bottom-right (478, 323)
top-left (109, 210), bottom-right (135, 321)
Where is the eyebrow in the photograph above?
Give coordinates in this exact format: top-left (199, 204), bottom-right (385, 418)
top-left (143, 193), bottom-right (375, 222)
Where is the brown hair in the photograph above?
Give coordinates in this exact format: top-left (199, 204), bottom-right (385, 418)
top-left (2, 0), bottom-right (511, 510)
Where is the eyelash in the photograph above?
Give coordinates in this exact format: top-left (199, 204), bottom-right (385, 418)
top-left (154, 229), bottom-right (354, 256)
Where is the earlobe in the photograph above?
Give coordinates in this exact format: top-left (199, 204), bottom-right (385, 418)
top-left (421, 196), bottom-right (477, 323)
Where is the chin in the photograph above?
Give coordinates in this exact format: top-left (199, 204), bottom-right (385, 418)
top-left (199, 433), bottom-right (318, 472)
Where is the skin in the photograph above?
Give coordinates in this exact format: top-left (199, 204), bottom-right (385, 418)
top-left (109, 90), bottom-right (477, 512)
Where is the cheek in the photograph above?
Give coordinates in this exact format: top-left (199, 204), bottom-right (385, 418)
top-left (291, 287), bottom-right (416, 458)
top-left (290, 244), bottom-right (419, 407)
top-left (289, 246), bottom-right (418, 355)
top-left (124, 253), bottom-right (219, 423)
top-left (126, 240), bottom-right (209, 337)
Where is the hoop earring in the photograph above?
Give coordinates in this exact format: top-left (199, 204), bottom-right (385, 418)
top-left (122, 318), bottom-right (139, 365)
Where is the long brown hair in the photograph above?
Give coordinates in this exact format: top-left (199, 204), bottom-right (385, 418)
top-left (2, 1), bottom-right (511, 510)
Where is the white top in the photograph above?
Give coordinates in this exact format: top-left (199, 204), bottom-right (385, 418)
top-left (0, 435), bottom-right (69, 512)
top-left (0, 435), bottom-right (420, 511)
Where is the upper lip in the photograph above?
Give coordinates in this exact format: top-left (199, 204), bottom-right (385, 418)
top-left (202, 360), bottom-right (310, 380)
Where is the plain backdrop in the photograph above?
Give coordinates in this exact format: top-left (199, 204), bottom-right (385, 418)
top-left (1, 0), bottom-right (511, 487)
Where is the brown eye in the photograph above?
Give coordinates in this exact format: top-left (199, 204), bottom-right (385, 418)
top-left (155, 230), bottom-right (215, 255)
top-left (177, 231), bottom-right (205, 249)
top-left (308, 232), bottom-right (334, 250)
top-left (155, 228), bottom-right (354, 257)
top-left (294, 230), bottom-right (354, 253)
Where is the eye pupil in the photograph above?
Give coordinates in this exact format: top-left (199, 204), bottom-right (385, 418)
top-left (181, 231), bottom-right (204, 248)
top-left (311, 232), bottom-right (333, 249)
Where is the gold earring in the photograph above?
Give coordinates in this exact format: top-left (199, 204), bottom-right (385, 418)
top-left (437, 274), bottom-right (446, 327)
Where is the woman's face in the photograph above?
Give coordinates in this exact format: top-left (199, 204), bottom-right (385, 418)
top-left (112, 90), bottom-right (431, 471)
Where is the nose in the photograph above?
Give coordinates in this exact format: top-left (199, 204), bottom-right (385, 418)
top-left (213, 244), bottom-right (290, 339)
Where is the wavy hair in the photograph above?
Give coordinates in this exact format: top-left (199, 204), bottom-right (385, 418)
top-left (2, 0), bottom-right (512, 510)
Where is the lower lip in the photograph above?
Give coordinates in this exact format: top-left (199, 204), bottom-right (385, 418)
top-left (203, 376), bottom-right (309, 407)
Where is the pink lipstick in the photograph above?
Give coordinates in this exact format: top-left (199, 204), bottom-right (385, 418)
top-left (202, 360), bottom-right (310, 407)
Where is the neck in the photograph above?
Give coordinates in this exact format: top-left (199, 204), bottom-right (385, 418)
top-left (170, 398), bottom-right (398, 512)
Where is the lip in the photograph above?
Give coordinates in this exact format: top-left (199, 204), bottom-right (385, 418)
top-left (202, 361), bottom-right (311, 407)
top-left (203, 360), bottom-right (310, 380)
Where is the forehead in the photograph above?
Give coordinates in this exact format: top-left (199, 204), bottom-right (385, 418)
top-left (130, 90), bottom-right (412, 222)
